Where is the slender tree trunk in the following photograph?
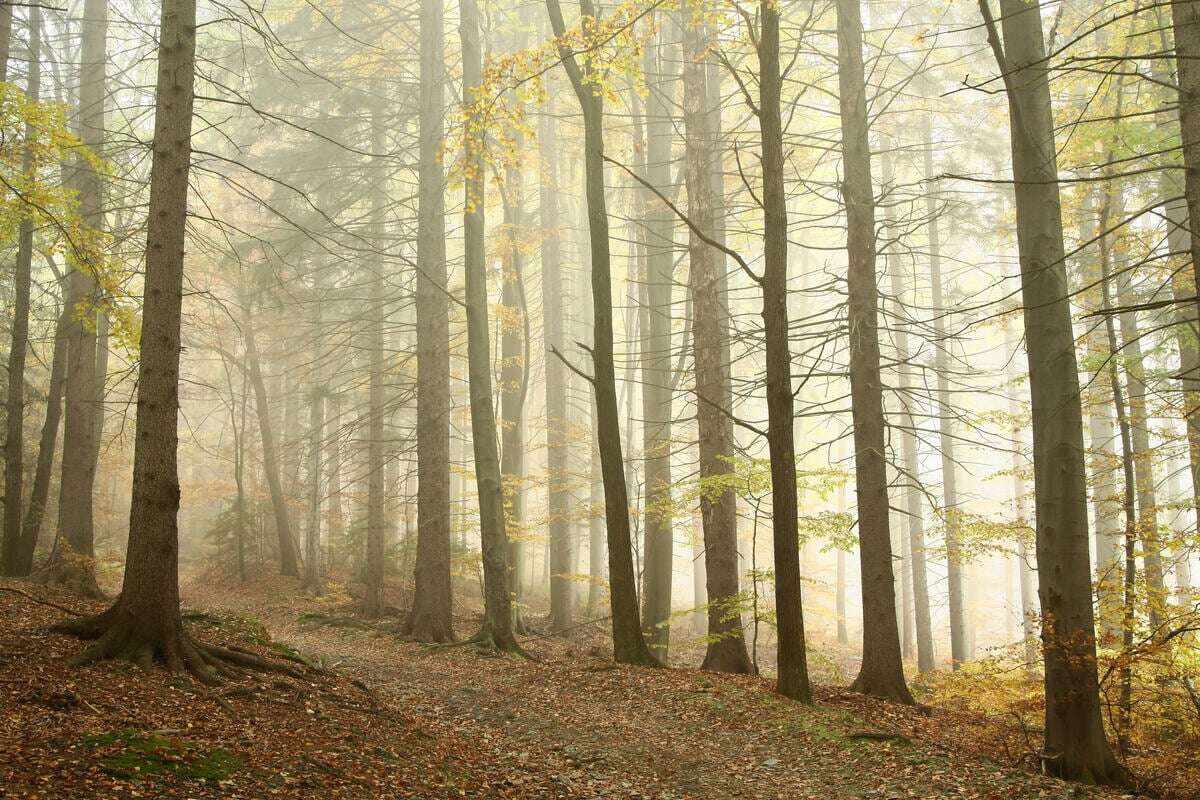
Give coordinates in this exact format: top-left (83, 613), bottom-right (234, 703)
top-left (546, 0), bottom-right (654, 665)
top-left (637, 15), bottom-right (675, 661)
top-left (837, 0), bottom-right (911, 703)
top-left (303, 381), bottom-right (324, 595)
top-left (683, 13), bottom-right (752, 675)
top-left (982, 0), bottom-right (1124, 782)
top-left (49, 0), bottom-right (106, 596)
top-left (11, 300), bottom-right (68, 575)
top-left (888, 220), bottom-right (935, 674)
top-left (363, 110), bottom-right (387, 618)
top-left (1, 6), bottom-right (39, 577)
top-left (920, 114), bottom-right (968, 669)
top-left (1171, 1), bottom-right (1200, 317)
top-left (462, 0), bottom-right (517, 650)
top-left (756, 0), bottom-right (811, 702)
top-left (501, 143), bottom-right (528, 633)
top-left (406, 0), bottom-right (454, 641)
top-left (541, 96), bottom-right (574, 632)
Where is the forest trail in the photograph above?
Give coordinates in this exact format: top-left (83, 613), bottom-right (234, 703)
top-left (183, 577), bottom-right (1124, 800)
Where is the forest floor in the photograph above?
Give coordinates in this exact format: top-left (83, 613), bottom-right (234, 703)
top-left (0, 575), bottom-right (1139, 800)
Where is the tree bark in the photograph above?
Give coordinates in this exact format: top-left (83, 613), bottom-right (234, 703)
top-left (363, 109), bottom-right (387, 619)
top-left (837, 0), bottom-right (911, 704)
top-left (1, 5), bottom-right (38, 577)
top-left (540, 95), bottom-right (574, 632)
top-left (545, 0), bottom-right (655, 665)
top-left (683, 13), bottom-right (753, 675)
top-left (242, 297), bottom-right (299, 576)
top-left (981, 0), bottom-right (1124, 783)
top-left (462, 0), bottom-right (517, 650)
top-left (48, 0), bottom-right (106, 597)
top-left (406, 0), bottom-right (454, 642)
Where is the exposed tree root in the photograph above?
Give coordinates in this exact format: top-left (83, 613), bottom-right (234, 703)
top-left (52, 608), bottom-right (305, 685)
top-left (422, 626), bottom-right (536, 661)
top-left (0, 585), bottom-right (84, 617)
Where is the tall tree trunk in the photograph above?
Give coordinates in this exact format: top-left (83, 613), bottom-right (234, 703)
top-left (546, 0), bottom-right (654, 665)
top-left (1, 6), bottom-right (39, 577)
top-left (541, 95), bottom-right (574, 632)
top-left (1171, 1), bottom-right (1200, 320)
top-left (637, 16), bottom-right (675, 662)
top-left (49, 0), bottom-right (106, 596)
top-left (501, 138), bottom-right (528, 633)
top-left (52, 0), bottom-right (244, 680)
top-left (242, 298), bottom-right (299, 576)
top-left (303, 375), bottom-right (324, 594)
top-left (837, 0), bottom-right (911, 704)
top-left (363, 110), bottom-right (387, 618)
top-left (462, 0), bottom-right (517, 650)
top-left (757, 0), bottom-right (811, 702)
top-left (12, 299), bottom-right (68, 575)
top-left (918, 117), bottom-right (968, 669)
top-left (683, 13), bottom-right (752, 675)
top-left (406, 0), bottom-right (454, 642)
top-left (887, 210), bottom-right (935, 675)
top-left (981, 0), bottom-right (1124, 783)
top-left (1007, 326), bottom-right (1040, 671)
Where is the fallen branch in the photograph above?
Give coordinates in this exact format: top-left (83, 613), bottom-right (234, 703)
top-left (0, 585), bottom-right (84, 617)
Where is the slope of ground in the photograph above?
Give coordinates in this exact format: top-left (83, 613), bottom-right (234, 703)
top-left (1, 577), bottom-right (1134, 799)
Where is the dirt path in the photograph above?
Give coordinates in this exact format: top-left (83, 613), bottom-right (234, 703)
top-left (197, 585), bottom-right (1120, 800)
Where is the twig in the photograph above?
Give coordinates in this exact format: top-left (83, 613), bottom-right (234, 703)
top-left (0, 585), bottom-right (83, 617)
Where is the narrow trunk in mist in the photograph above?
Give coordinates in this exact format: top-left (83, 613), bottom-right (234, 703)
top-left (837, 0), bottom-right (911, 704)
top-left (758, 0), bottom-right (811, 702)
top-left (546, 0), bottom-right (655, 665)
top-left (981, 0), bottom-right (1124, 783)
top-left (49, 0), bottom-right (106, 596)
top-left (363, 110), bottom-right (388, 619)
top-left (638, 17), bottom-right (675, 662)
top-left (683, 14), bottom-right (752, 675)
top-left (242, 298), bottom-right (299, 577)
top-left (1006, 328), bottom-right (1040, 671)
top-left (1, 7), bottom-right (39, 577)
top-left (887, 223), bottom-right (935, 675)
top-left (406, 0), bottom-right (454, 642)
top-left (922, 116), bottom-right (967, 669)
top-left (10, 298), bottom-right (68, 575)
top-left (540, 97), bottom-right (574, 632)
top-left (303, 380), bottom-right (325, 595)
top-left (462, 0), bottom-right (517, 650)
top-left (500, 154), bottom-right (528, 632)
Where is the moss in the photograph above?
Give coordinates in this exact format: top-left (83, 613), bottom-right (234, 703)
top-left (79, 729), bottom-right (243, 781)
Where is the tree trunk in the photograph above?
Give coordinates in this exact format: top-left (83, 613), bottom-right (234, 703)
top-left (501, 139), bottom-right (528, 633)
top-left (540, 95), bottom-right (574, 632)
top-left (637, 16), bottom-right (675, 662)
top-left (303, 378), bottom-right (324, 595)
top-left (0, 0), bottom-right (11, 81)
top-left (461, 0), bottom-right (517, 650)
top-left (48, 0), bottom-right (106, 597)
top-left (545, 0), bottom-right (655, 665)
top-left (242, 297), bottom-right (299, 576)
top-left (10, 299), bottom-right (68, 575)
top-left (363, 109), bottom-right (387, 619)
top-left (756, 0), bottom-right (811, 702)
top-left (837, 0), bottom-right (911, 704)
top-left (887, 210), bottom-right (935, 674)
top-left (1171, 0), bottom-right (1200, 320)
top-left (406, 0), bottom-right (454, 642)
top-left (1, 6), bottom-right (39, 577)
top-left (53, 0), bottom-right (247, 681)
top-left (683, 12), bottom-right (752, 675)
top-left (981, 0), bottom-right (1124, 783)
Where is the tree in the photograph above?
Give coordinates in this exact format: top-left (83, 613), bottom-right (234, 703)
top-left (837, 0), bottom-right (912, 704)
top-left (46, 0), bottom-right (107, 597)
top-left (1, 4), bottom-right (38, 578)
top-left (545, 0), bottom-right (655, 666)
top-left (682, 11), bottom-right (752, 675)
top-left (54, 0), bottom-right (283, 680)
top-left (462, 0), bottom-right (518, 651)
top-left (980, 0), bottom-right (1125, 783)
top-left (405, 0), bottom-right (454, 643)
top-left (363, 107), bottom-right (387, 619)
